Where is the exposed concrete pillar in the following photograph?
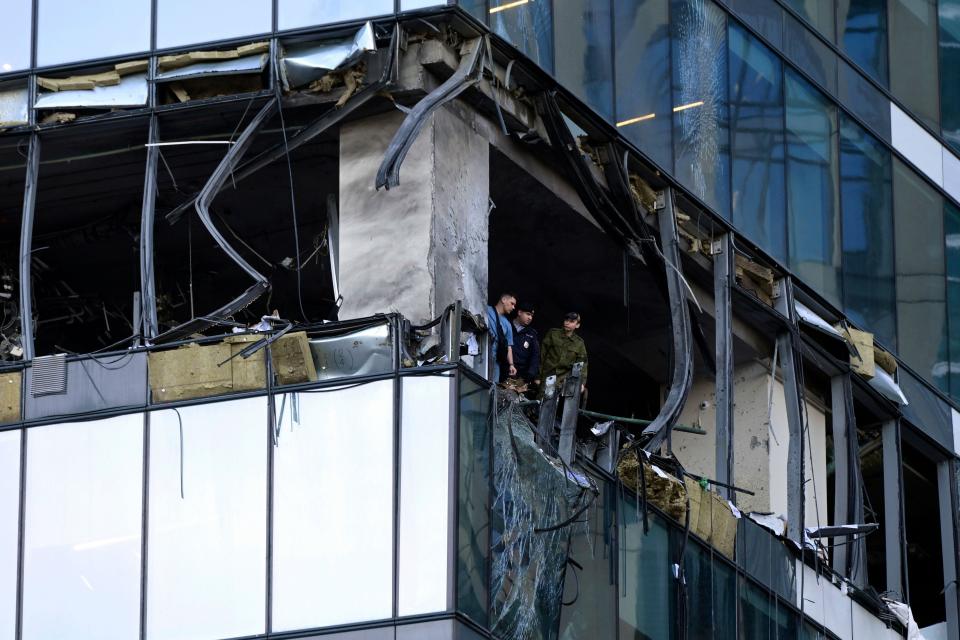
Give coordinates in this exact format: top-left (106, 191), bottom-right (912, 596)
top-left (338, 107), bottom-right (489, 324)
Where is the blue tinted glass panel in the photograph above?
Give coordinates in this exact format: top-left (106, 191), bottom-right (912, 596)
top-left (838, 0), bottom-right (888, 85)
top-left (672, 0), bottom-right (731, 218)
top-left (838, 59), bottom-right (891, 142)
top-left (491, 0), bottom-right (554, 74)
top-left (786, 70), bottom-right (841, 306)
top-left (738, 578), bottom-right (775, 639)
top-left (783, 11), bottom-right (838, 97)
top-left (459, 0), bottom-right (488, 21)
top-left (941, 0), bottom-right (960, 153)
top-left (840, 115), bottom-right (895, 347)
top-left (458, 375), bottom-right (490, 625)
top-left (723, 0), bottom-right (784, 48)
top-left (784, 0), bottom-right (836, 41)
top-left (0, 0), bottom-right (30, 73)
top-left (888, 0), bottom-right (940, 131)
top-left (158, 0), bottom-right (271, 49)
top-left (619, 500), bottom-right (675, 638)
top-left (729, 24), bottom-right (786, 263)
top-left (945, 202), bottom-right (960, 395)
top-left (893, 158), bottom-right (947, 390)
top-left (614, 0), bottom-right (673, 170)
top-left (554, 0), bottom-right (614, 120)
top-left (683, 540), bottom-right (736, 639)
top-left (38, 0), bottom-right (150, 66)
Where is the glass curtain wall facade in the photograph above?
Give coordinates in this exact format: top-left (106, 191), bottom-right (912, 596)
top-left (472, 0), bottom-right (960, 399)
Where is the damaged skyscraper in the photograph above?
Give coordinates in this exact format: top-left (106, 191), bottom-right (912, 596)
top-left (0, 1), bottom-right (959, 639)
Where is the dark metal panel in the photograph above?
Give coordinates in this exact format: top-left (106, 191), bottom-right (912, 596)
top-left (882, 420), bottom-right (905, 600)
top-left (898, 368), bottom-right (954, 452)
top-left (937, 460), bottom-right (959, 639)
top-left (714, 233), bottom-right (734, 499)
top-left (17, 134), bottom-right (39, 361)
top-left (23, 352), bottom-right (148, 420)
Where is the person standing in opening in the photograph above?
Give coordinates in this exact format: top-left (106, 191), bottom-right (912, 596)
top-left (486, 292), bottom-right (517, 382)
top-left (511, 301), bottom-right (540, 385)
top-left (538, 311), bottom-right (588, 394)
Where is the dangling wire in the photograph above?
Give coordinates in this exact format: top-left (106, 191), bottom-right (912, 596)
top-left (273, 80), bottom-right (308, 322)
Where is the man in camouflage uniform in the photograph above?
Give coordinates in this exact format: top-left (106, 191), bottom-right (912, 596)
top-left (538, 311), bottom-right (588, 394)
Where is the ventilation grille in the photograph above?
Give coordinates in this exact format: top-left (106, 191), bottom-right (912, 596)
top-left (31, 354), bottom-right (68, 396)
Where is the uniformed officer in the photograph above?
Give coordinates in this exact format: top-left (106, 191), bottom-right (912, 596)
top-left (538, 311), bottom-right (588, 393)
top-left (511, 301), bottom-right (540, 383)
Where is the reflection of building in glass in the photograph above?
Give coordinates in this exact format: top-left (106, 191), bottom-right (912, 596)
top-left (0, 1), bottom-right (959, 639)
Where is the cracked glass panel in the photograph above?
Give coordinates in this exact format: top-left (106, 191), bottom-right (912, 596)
top-left (158, 0), bottom-right (271, 49)
top-left (279, 0), bottom-right (393, 31)
top-left (490, 0), bottom-right (554, 74)
top-left (272, 382), bottom-right (394, 631)
top-left (0, 430), bottom-right (19, 640)
top-left (458, 375), bottom-right (490, 627)
top-left (840, 113), bottom-right (895, 348)
top-left (614, 0), bottom-right (672, 170)
top-left (0, 0), bottom-right (30, 74)
top-left (38, 0), bottom-right (150, 66)
top-left (554, 0), bottom-right (614, 120)
top-left (729, 24), bottom-right (786, 263)
top-left (671, 0), bottom-right (731, 219)
top-left (22, 415), bottom-right (143, 640)
top-left (785, 69), bottom-right (841, 307)
top-left (148, 398), bottom-right (267, 640)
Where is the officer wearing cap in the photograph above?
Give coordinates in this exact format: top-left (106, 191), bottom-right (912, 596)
top-left (539, 311), bottom-right (588, 393)
top-left (511, 301), bottom-right (540, 383)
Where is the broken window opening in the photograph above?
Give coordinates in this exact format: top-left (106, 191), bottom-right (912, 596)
top-left (152, 100), bottom-right (339, 339)
top-left (35, 61), bottom-right (149, 125)
top-left (156, 42), bottom-right (270, 106)
top-left (29, 118), bottom-right (150, 357)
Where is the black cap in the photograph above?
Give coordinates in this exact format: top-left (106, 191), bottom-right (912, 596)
top-left (517, 301), bottom-right (535, 312)
top-left (564, 311), bottom-right (580, 321)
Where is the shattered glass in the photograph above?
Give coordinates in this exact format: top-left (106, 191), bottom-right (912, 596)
top-left (489, 400), bottom-right (594, 640)
top-left (671, 0), bottom-right (731, 218)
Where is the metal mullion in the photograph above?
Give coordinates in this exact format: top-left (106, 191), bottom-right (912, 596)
top-left (392, 316), bottom-right (402, 620)
top-left (18, 134), bottom-right (39, 361)
top-left (265, 344), bottom-right (275, 634)
top-left (139, 411), bottom-right (151, 640)
top-left (140, 115), bottom-right (160, 342)
top-left (14, 427), bottom-right (27, 640)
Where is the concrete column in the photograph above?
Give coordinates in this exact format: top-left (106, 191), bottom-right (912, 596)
top-left (338, 107), bottom-right (489, 324)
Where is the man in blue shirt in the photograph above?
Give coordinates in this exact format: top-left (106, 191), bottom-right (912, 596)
top-left (486, 292), bottom-right (517, 382)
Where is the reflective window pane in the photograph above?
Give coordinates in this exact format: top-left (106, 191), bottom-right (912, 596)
top-left (0, 0), bottom-right (31, 73)
top-left (785, 70), bottom-right (841, 306)
top-left (279, 0), bottom-right (393, 30)
top-left (614, 0), bottom-right (673, 170)
top-left (558, 476), bottom-right (617, 639)
top-left (37, 0), bottom-right (150, 66)
top-left (838, 59), bottom-right (891, 142)
top-left (723, 0), bottom-right (784, 49)
top-left (672, 0), bottom-right (731, 218)
top-left (0, 430), bottom-right (19, 640)
top-left (22, 415), bottom-right (143, 640)
top-left (838, 0), bottom-right (888, 85)
top-left (893, 157), bottom-right (947, 389)
top-left (147, 399), bottom-right (267, 640)
top-left (947, 202), bottom-right (960, 395)
top-left (783, 11), bottom-right (838, 97)
top-left (840, 114), bottom-right (895, 347)
top-left (619, 500), bottom-right (675, 638)
top-left (399, 376), bottom-right (452, 616)
top-left (458, 375), bottom-right (490, 626)
top-left (941, 0), bottom-right (960, 154)
top-left (554, 0), bottom-right (614, 120)
top-left (729, 24), bottom-right (786, 263)
top-left (888, 0), bottom-right (940, 131)
top-left (158, 0), bottom-right (272, 49)
top-left (490, 0), bottom-right (554, 73)
top-left (684, 539), bottom-right (737, 639)
top-left (784, 0), bottom-right (836, 41)
top-left (272, 382), bottom-right (394, 631)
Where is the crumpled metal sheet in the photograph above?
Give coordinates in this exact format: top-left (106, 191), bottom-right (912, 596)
top-left (34, 73), bottom-right (148, 109)
top-left (795, 301), bottom-right (844, 338)
top-left (308, 322), bottom-right (392, 380)
top-left (280, 21), bottom-right (376, 90)
top-left (156, 54), bottom-right (267, 82)
top-left (491, 401), bottom-right (586, 640)
top-left (0, 87), bottom-right (29, 126)
top-left (869, 366), bottom-right (909, 405)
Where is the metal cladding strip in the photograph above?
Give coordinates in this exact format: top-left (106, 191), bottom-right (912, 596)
top-left (18, 134), bottom-right (40, 361)
top-left (140, 114), bottom-right (160, 340)
top-left (375, 36), bottom-right (485, 190)
top-left (641, 188), bottom-right (694, 454)
top-left (164, 25), bottom-right (400, 226)
top-left (714, 233), bottom-right (735, 500)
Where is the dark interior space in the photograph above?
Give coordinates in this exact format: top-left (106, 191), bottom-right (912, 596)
top-left (855, 418), bottom-right (886, 594)
top-left (901, 439), bottom-right (946, 627)
top-left (488, 147), bottom-right (669, 422)
top-left (153, 100), bottom-right (338, 334)
top-left (0, 134), bottom-right (26, 361)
